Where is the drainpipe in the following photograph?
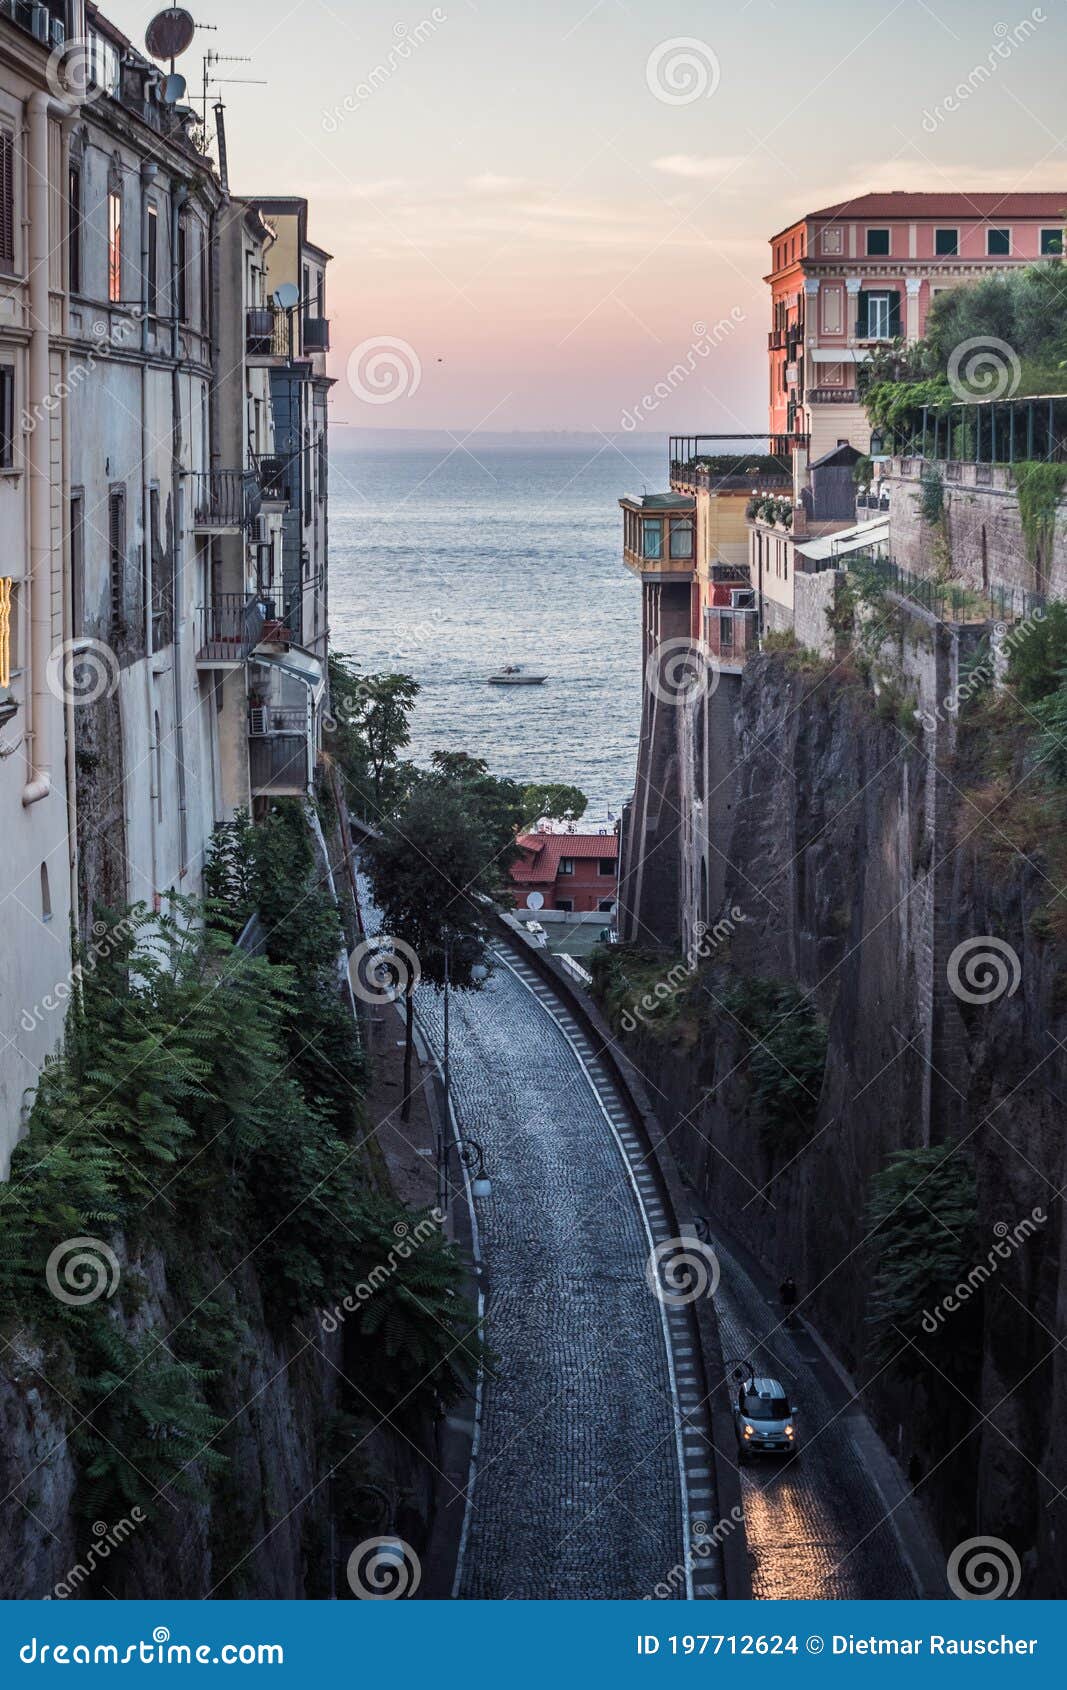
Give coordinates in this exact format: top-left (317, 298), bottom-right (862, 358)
top-left (22, 93), bottom-right (54, 806)
top-left (141, 162), bottom-right (160, 898)
top-left (171, 184), bottom-right (190, 871)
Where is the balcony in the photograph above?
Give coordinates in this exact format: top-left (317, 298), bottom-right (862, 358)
top-left (189, 470), bottom-right (261, 534)
top-left (255, 452), bottom-right (295, 507)
top-left (196, 594), bottom-right (292, 666)
top-left (809, 388), bottom-right (860, 404)
top-left (248, 705), bottom-right (310, 797)
top-left (246, 306), bottom-right (290, 359)
top-left (302, 315), bottom-right (330, 352)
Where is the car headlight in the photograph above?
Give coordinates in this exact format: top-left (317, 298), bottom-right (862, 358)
top-left (743, 1424), bottom-right (754, 1438)
top-left (784, 1423), bottom-right (795, 1437)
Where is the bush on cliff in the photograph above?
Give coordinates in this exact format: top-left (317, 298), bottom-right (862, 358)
top-left (719, 975), bottom-right (828, 1154)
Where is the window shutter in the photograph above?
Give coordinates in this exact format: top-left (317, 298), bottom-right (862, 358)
top-left (109, 490), bottom-right (126, 634)
top-left (0, 132), bottom-right (14, 266)
top-left (889, 291), bottom-right (902, 337)
top-left (855, 291), bottom-right (867, 338)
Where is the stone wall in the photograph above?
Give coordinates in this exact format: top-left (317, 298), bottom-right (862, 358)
top-left (794, 568), bottom-right (842, 658)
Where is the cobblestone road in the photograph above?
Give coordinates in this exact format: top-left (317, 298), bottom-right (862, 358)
top-left (417, 952), bottom-right (699, 1601)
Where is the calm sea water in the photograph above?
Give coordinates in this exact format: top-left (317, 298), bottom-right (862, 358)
top-left (328, 443), bottom-right (665, 816)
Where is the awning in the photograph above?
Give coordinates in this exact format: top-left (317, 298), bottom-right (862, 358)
top-left (795, 517), bottom-right (889, 563)
top-left (251, 644), bottom-right (326, 701)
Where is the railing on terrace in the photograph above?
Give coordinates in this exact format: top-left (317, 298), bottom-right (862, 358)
top-left (668, 433), bottom-right (805, 491)
top-left (248, 705), bottom-right (310, 795)
top-left (196, 594), bottom-right (293, 662)
top-left (882, 394), bottom-right (1067, 466)
top-left (188, 470), bottom-right (261, 532)
top-left (853, 555), bottom-right (1046, 626)
top-left (809, 388), bottom-right (860, 404)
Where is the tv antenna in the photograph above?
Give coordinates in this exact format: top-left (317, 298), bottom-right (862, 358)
top-left (200, 49), bottom-right (267, 124)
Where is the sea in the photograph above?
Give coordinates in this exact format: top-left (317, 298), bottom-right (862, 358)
top-left (328, 440), bottom-right (666, 817)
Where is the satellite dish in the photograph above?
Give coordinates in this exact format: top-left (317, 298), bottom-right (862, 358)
top-left (145, 7), bottom-right (196, 63)
top-left (526, 892), bottom-right (544, 911)
top-left (161, 73), bottom-right (187, 104)
top-left (273, 282), bottom-right (300, 311)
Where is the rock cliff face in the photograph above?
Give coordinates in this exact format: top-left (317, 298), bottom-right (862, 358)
top-left (623, 650), bottom-right (1067, 1595)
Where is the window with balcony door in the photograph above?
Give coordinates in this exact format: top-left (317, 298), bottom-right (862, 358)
top-left (987, 228), bottom-right (1011, 256)
top-left (68, 163), bottom-right (82, 292)
top-left (107, 190), bottom-right (122, 303)
top-left (145, 204), bottom-right (158, 315)
top-left (669, 518), bottom-right (694, 559)
top-left (865, 227), bottom-right (890, 256)
top-left (641, 519), bottom-right (663, 560)
top-left (935, 228), bottom-right (958, 256)
top-left (859, 290), bottom-right (899, 340)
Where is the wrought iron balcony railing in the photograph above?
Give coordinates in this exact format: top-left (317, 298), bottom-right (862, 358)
top-left (302, 315), bottom-right (330, 352)
top-left (255, 452), bottom-right (295, 505)
top-left (189, 470), bottom-right (262, 532)
top-left (246, 306), bottom-right (290, 358)
top-left (196, 594), bottom-right (292, 663)
top-left (248, 705), bottom-right (310, 796)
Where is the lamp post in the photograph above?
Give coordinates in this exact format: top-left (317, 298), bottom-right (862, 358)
top-left (439, 932), bottom-right (451, 1218)
top-left (459, 1138), bottom-right (492, 1200)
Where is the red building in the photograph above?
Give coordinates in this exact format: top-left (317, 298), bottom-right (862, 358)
top-left (510, 832), bottom-right (619, 915)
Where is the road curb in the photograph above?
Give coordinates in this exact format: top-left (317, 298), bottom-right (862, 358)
top-left (494, 911), bottom-right (751, 1601)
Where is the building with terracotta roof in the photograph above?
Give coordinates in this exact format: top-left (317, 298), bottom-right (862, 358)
top-left (768, 190), bottom-right (1067, 459)
top-left (510, 831), bottom-right (619, 917)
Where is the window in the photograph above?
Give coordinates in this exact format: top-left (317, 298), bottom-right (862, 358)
top-left (597, 898), bottom-right (614, 913)
top-left (669, 519), bottom-right (694, 559)
top-left (316, 270), bottom-right (325, 318)
top-left (987, 227), bottom-right (1011, 256)
top-left (865, 227), bottom-right (890, 256)
top-left (935, 227), bottom-right (958, 256)
top-left (199, 224), bottom-right (209, 329)
top-left (859, 290), bottom-right (899, 340)
top-left (302, 261), bottom-right (310, 307)
top-left (146, 204), bottom-right (158, 314)
top-left (641, 519), bottom-right (663, 560)
top-left (0, 129), bottom-right (13, 270)
top-left (108, 487), bottom-right (126, 635)
top-left (69, 493), bottom-right (84, 639)
top-left (741, 1389), bottom-right (789, 1421)
top-left (555, 898), bottom-right (573, 914)
top-left (0, 576), bottom-right (13, 686)
top-left (107, 189), bottom-right (122, 303)
top-left (598, 858), bottom-right (617, 877)
top-left (0, 365), bottom-right (14, 469)
top-left (1041, 228), bottom-right (1063, 256)
top-left (40, 863), bottom-right (52, 923)
top-left (68, 164), bottom-right (82, 292)
top-left (317, 430), bottom-right (327, 504)
top-left (558, 858), bottom-right (575, 876)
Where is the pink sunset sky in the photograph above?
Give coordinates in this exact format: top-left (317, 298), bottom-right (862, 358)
top-left (109, 0), bottom-right (1066, 434)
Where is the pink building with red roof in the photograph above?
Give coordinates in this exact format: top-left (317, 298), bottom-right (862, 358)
top-left (768, 191), bottom-right (1067, 459)
top-left (510, 832), bottom-right (619, 916)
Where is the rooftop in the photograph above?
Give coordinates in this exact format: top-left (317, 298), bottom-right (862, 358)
top-left (771, 191), bottom-right (1067, 242)
top-left (511, 833), bottom-right (618, 885)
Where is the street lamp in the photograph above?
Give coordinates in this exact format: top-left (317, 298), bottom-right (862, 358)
top-left (459, 1139), bottom-right (492, 1200)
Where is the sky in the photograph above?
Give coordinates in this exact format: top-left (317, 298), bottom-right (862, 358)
top-left (108, 0), bottom-right (1067, 434)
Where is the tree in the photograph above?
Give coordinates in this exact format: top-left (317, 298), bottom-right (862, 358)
top-left (521, 782), bottom-right (588, 827)
top-left (324, 654), bottom-right (419, 819)
top-left (425, 751), bottom-right (525, 864)
top-left (364, 785), bottom-right (503, 1119)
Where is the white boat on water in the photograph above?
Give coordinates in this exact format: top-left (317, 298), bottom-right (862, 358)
top-left (487, 664), bottom-right (547, 686)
